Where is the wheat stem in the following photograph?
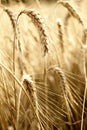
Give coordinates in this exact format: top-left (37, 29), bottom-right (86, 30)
top-left (0, 62), bottom-right (44, 130)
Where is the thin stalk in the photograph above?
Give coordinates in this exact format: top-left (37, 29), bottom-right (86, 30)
top-left (0, 62), bottom-right (44, 130)
top-left (13, 26), bottom-right (17, 113)
top-left (81, 49), bottom-right (87, 130)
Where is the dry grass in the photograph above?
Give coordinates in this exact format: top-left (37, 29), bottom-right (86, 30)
top-left (0, 0), bottom-right (87, 130)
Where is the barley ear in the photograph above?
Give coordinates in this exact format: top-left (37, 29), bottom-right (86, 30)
top-left (57, 0), bottom-right (84, 26)
top-left (3, 9), bottom-right (16, 30)
top-left (22, 74), bottom-right (44, 130)
top-left (57, 20), bottom-right (64, 53)
top-left (17, 9), bottom-right (49, 56)
top-left (64, 13), bottom-right (70, 36)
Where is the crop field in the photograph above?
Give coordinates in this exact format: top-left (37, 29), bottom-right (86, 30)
top-left (0, 0), bottom-right (87, 130)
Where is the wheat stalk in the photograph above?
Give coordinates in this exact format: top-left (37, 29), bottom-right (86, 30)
top-left (48, 67), bottom-right (67, 93)
top-left (2, 8), bottom-right (16, 74)
top-left (81, 31), bottom-right (87, 130)
top-left (57, 20), bottom-right (64, 53)
top-left (16, 10), bottom-right (48, 106)
top-left (48, 66), bottom-right (74, 129)
top-left (22, 74), bottom-right (44, 130)
top-left (55, 67), bottom-right (75, 130)
top-left (64, 13), bottom-right (70, 36)
top-left (17, 40), bottom-right (24, 76)
top-left (48, 66), bottom-right (70, 110)
top-left (57, 0), bottom-right (84, 26)
top-left (57, 0), bottom-right (87, 46)
top-left (0, 62), bottom-right (44, 130)
top-left (82, 29), bottom-right (87, 45)
top-left (17, 9), bottom-right (48, 56)
top-left (2, 9), bottom-right (18, 129)
top-left (16, 10), bottom-right (49, 129)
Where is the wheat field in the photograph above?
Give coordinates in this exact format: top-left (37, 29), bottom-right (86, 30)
top-left (0, 0), bottom-right (87, 130)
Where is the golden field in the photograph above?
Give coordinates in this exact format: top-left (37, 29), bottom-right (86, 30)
top-left (0, 0), bottom-right (87, 130)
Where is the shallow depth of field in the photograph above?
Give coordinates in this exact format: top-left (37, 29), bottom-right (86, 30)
top-left (0, 0), bottom-right (87, 130)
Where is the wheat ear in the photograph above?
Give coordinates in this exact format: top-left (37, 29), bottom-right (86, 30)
top-left (17, 9), bottom-right (48, 56)
top-left (57, 0), bottom-right (86, 45)
top-left (0, 62), bottom-right (44, 130)
top-left (3, 9), bottom-right (16, 30)
top-left (57, 0), bottom-right (84, 26)
top-left (48, 67), bottom-right (67, 93)
top-left (22, 74), bottom-right (44, 130)
top-left (2, 8), bottom-right (16, 73)
top-left (57, 20), bottom-right (64, 53)
top-left (48, 67), bottom-right (73, 126)
top-left (64, 13), bottom-right (70, 36)
top-left (47, 66), bottom-right (69, 108)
